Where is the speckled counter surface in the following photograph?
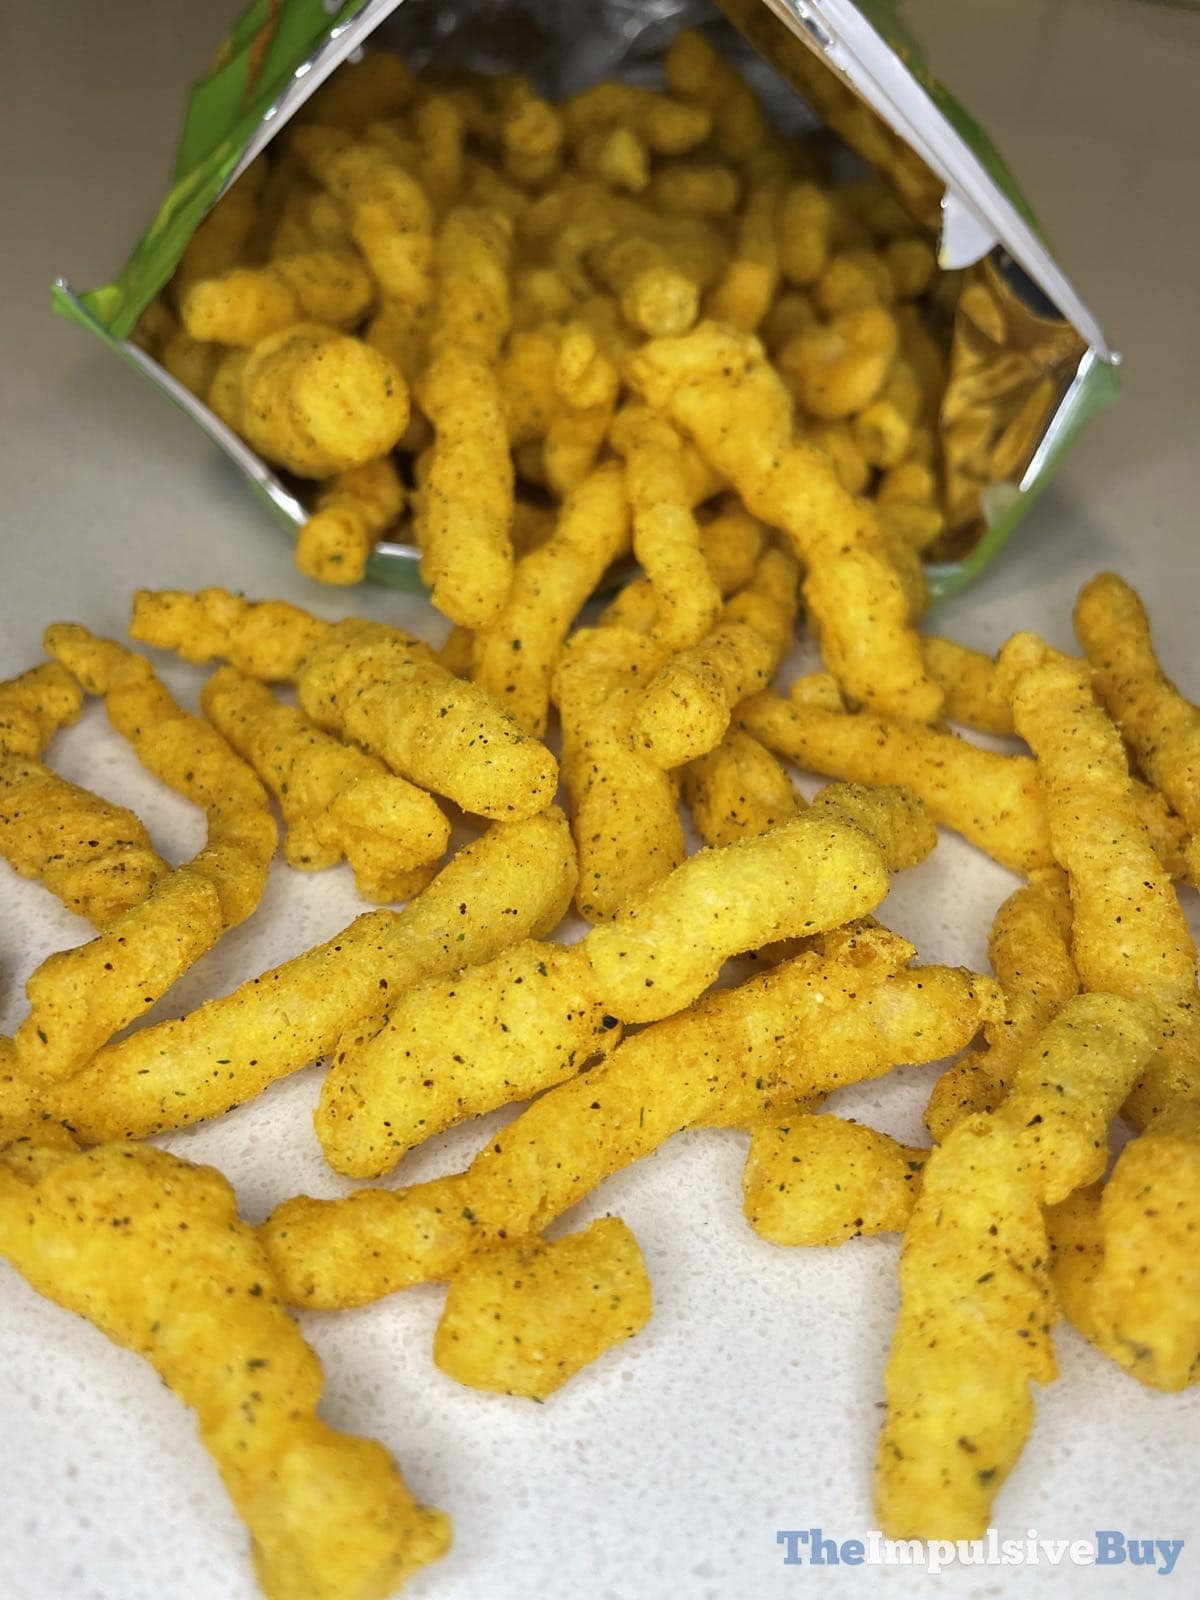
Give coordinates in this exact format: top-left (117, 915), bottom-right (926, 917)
top-left (2, 2), bottom-right (1198, 1597)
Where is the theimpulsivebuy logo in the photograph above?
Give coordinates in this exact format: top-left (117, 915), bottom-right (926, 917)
top-left (775, 1528), bottom-right (1185, 1576)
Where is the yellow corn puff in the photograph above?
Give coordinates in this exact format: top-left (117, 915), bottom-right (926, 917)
top-left (295, 457), bottom-right (406, 586)
top-left (1075, 572), bottom-right (1200, 886)
top-left (813, 249), bottom-right (895, 315)
top-left (780, 301), bottom-right (899, 421)
top-left (563, 80), bottom-right (712, 157)
top-left (297, 622), bottom-right (556, 819)
top-left (852, 357), bottom-right (920, 469)
top-left (576, 124), bottom-right (651, 193)
top-left (499, 327), bottom-right (558, 445)
top-left (317, 940), bottom-right (620, 1177)
top-left (542, 321), bottom-right (619, 496)
top-left (239, 322), bottom-right (410, 478)
top-left (739, 691), bottom-right (1050, 874)
top-left (875, 1115), bottom-right (1057, 1541)
top-left (500, 90), bottom-right (564, 189)
top-left (664, 29), bottom-right (766, 161)
top-left (552, 626), bottom-right (684, 923)
top-left (419, 206), bottom-right (515, 627)
top-left (925, 870), bottom-right (1078, 1140)
top-left (131, 586), bottom-right (327, 680)
top-left (364, 293), bottom-right (429, 385)
top-left (583, 782), bottom-right (935, 1023)
top-left (778, 181), bottom-right (834, 288)
top-left (433, 1217), bottom-right (652, 1399)
top-left (681, 729), bottom-right (800, 847)
top-left (49, 807), bottom-right (576, 1142)
top-left (650, 161), bottom-right (741, 217)
top-left (180, 250), bottom-right (373, 346)
top-left (704, 162), bottom-right (784, 332)
top-left (883, 235), bottom-right (937, 300)
top-left (293, 128), bottom-right (435, 306)
top-left (697, 503), bottom-right (768, 594)
top-left (629, 546), bottom-right (799, 767)
top-left (743, 1117), bottom-right (927, 1246)
top-left (15, 630), bottom-right (276, 1086)
top-left (628, 324), bottom-right (941, 719)
top-left (589, 233), bottom-right (701, 338)
top-left (160, 329), bottom-right (223, 400)
top-left (201, 666), bottom-right (449, 898)
top-left (1004, 638), bottom-right (1200, 1126)
top-left (413, 91), bottom-right (467, 213)
top-left (261, 944), bottom-right (999, 1309)
top-left (614, 404), bottom-right (722, 651)
top-left (0, 662), bottom-right (169, 928)
top-left (1049, 1100), bottom-right (1200, 1393)
top-left (997, 993), bottom-right (1158, 1205)
top-left (0, 1140), bottom-right (449, 1598)
top-left (921, 635), bottom-right (1014, 736)
top-left (471, 462), bottom-right (630, 736)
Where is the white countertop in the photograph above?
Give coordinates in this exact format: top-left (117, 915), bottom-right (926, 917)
top-left (2, 2), bottom-right (1198, 1597)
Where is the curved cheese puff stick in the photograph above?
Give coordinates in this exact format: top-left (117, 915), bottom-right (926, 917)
top-left (562, 81), bottom-right (712, 158)
top-left (1004, 637), bottom-right (1200, 1127)
top-left (295, 457), bottom-right (405, 587)
top-left (261, 945), bottom-right (1000, 1309)
top-left (812, 249), bottom-right (894, 315)
top-left (418, 206), bottom-right (515, 627)
top-left (575, 125), bottom-right (650, 194)
top-left (1049, 1100), bottom-right (1200, 1393)
top-left (45, 627), bottom-right (275, 927)
top-left (131, 587), bottom-right (328, 680)
top-left (743, 1116), bottom-right (927, 1246)
top-left (583, 782), bottom-right (935, 1023)
top-left (704, 156), bottom-right (785, 332)
top-left (317, 939), bottom-right (621, 1178)
top-left (852, 358), bottom-right (920, 469)
top-left (543, 321), bottom-right (619, 496)
top-left (499, 327), bottom-right (558, 445)
top-left (588, 234), bottom-right (701, 338)
top-left (612, 405), bottom-right (722, 651)
top-left (180, 250), bottom-right (374, 346)
top-left (470, 462), bottom-right (631, 736)
top-left (875, 1114), bottom-right (1057, 1541)
top-left (48, 807), bottom-right (576, 1142)
top-left (15, 630), bottom-right (276, 1086)
top-left (0, 663), bottom-right (169, 927)
top-left (778, 302), bottom-right (899, 422)
top-left (877, 996), bottom-right (1156, 1539)
top-left (292, 128), bottom-right (434, 307)
top-left (925, 870), bottom-right (1078, 1141)
top-left (413, 91), bottom-right (467, 214)
top-left (996, 993), bottom-right (1157, 1206)
top-left (777, 181), bottom-right (834, 288)
top-left (551, 626), bottom-right (683, 923)
top-left (921, 635), bottom-right (1014, 736)
top-left (738, 691), bottom-right (1050, 875)
top-left (627, 323), bottom-right (941, 720)
top-left (297, 622), bottom-right (556, 820)
top-left (364, 294), bottom-right (428, 387)
top-left (131, 591), bottom-right (557, 822)
top-left (239, 322), bottom-right (410, 479)
top-left (201, 667), bottom-right (449, 897)
top-left (681, 729), bottom-right (800, 848)
top-left (664, 30), bottom-right (767, 162)
top-left (161, 329), bottom-right (223, 400)
top-left (500, 87), bottom-right (564, 189)
top-left (1075, 572), bottom-right (1200, 887)
top-left (630, 546), bottom-right (799, 768)
top-left (434, 1217), bottom-right (652, 1399)
top-left (0, 1140), bottom-right (449, 1598)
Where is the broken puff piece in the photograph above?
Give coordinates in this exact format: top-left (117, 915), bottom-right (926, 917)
top-left (433, 1217), bottom-right (652, 1399)
top-left (743, 1117), bottom-right (927, 1247)
top-left (201, 666), bottom-right (449, 901)
top-left (0, 1140), bottom-right (450, 1600)
top-left (0, 661), bottom-right (169, 928)
top-left (295, 458), bottom-right (406, 587)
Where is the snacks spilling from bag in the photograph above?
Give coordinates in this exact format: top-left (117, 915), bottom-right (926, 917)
top-left (5, 31), bottom-right (1199, 1600)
